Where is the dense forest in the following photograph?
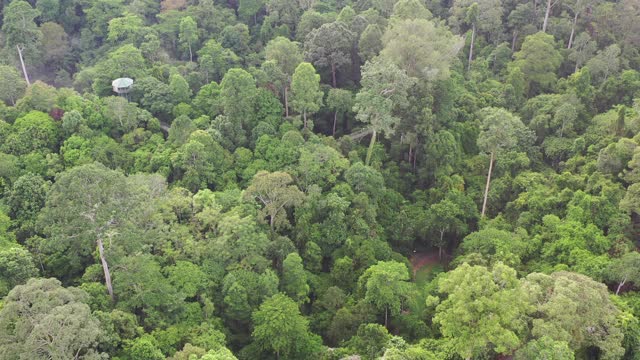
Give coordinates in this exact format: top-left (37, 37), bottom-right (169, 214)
top-left (0, 0), bottom-right (639, 358)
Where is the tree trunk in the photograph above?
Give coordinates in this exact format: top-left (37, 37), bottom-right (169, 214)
top-left (413, 143), bottom-right (418, 170)
top-left (481, 151), bottom-right (495, 218)
top-left (568, 11), bottom-right (578, 49)
top-left (543, 0), bottom-right (553, 33)
top-left (384, 306), bottom-right (388, 329)
top-left (270, 214), bottom-right (275, 232)
top-left (616, 277), bottom-right (627, 295)
top-left (332, 111), bottom-right (338, 136)
top-left (284, 85), bottom-right (290, 117)
top-left (303, 109), bottom-right (307, 129)
top-left (97, 237), bottom-right (115, 301)
top-left (468, 23), bottom-right (476, 72)
top-left (188, 42), bottom-right (193, 62)
top-left (365, 129), bottom-right (377, 166)
top-left (17, 45), bottom-right (31, 86)
top-left (439, 229), bottom-right (445, 260)
top-left (331, 62), bottom-right (337, 88)
top-left (511, 30), bottom-right (518, 51)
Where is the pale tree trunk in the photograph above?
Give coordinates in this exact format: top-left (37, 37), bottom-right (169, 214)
top-left (616, 277), bottom-right (627, 295)
top-left (568, 11), bottom-right (579, 49)
top-left (331, 62), bottom-right (337, 88)
top-left (511, 30), bottom-right (518, 51)
top-left (17, 45), bottom-right (31, 86)
top-left (468, 23), bottom-right (476, 72)
top-left (332, 111), bottom-right (338, 136)
top-left (413, 143), bottom-right (418, 170)
top-left (284, 86), bottom-right (289, 117)
top-left (303, 109), bottom-right (307, 129)
top-left (188, 42), bottom-right (193, 62)
top-left (439, 229), bottom-right (445, 260)
top-left (543, 0), bottom-right (554, 33)
top-left (481, 151), bottom-right (495, 218)
top-left (384, 306), bottom-right (388, 329)
top-left (365, 129), bottom-right (377, 166)
top-left (97, 237), bottom-right (115, 301)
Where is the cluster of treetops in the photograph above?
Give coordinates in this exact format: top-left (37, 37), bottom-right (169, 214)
top-left (0, 0), bottom-right (639, 358)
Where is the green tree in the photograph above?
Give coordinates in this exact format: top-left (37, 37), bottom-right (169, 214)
top-left (326, 88), bottom-right (353, 136)
top-left (37, 164), bottom-right (163, 299)
top-left (477, 107), bottom-right (531, 217)
top-left (198, 40), bottom-right (240, 83)
top-left (606, 252), bottom-right (640, 295)
top-left (178, 16), bottom-right (198, 62)
top-left (0, 245), bottom-right (38, 297)
top-left (220, 68), bottom-right (257, 148)
top-left (353, 59), bottom-right (413, 165)
top-left (265, 37), bottom-right (303, 116)
top-left (243, 171), bottom-right (304, 232)
top-left (0, 278), bottom-right (104, 359)
top-left (380, 18), bottom-right (463, 81)
top-left (252, 293), bottom-right (318, 359)
top-left (169, 72), bottom-right (192, 104)
top-left (290, 62), bottom-right (323, 129)
top-left (0, 65), bottom-right (27, 105)
top-left (2, 0), bottom-right (41, 85)
top-left (434, 262), bottom-right (531, 359)
top-left (512, 32), bottom-right (562, 94)
top-left (303, 21), bottom-right (354, 87)
top-left (358, 24), bottom-right (384, 63)
top-left (523, 271), bottom-right (624, 358)
top-left (358, 261), bottom-right (412, 329)
top-left (281, 252), bottom-right (309, 304)
top-left (514, 336), bottom-right (574, 360)
top-left (3, 111), bottom-right (58, 156)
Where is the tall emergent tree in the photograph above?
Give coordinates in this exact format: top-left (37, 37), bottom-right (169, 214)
top-left (304, 21), bottom-right (355, 87)
top-left (37, 164), bottom-right (165, 300)
top-left (477, 107), bottom-right (530, 217)
top-left (2, 0), bottom-right (42, 85)
top-left (0, 278), bottom-right (104, 359)
top-left (244, 171), bottom-right (305, 232)
top-left (358, 261), bottom-right (413, 329)
top-left (434, 263), bottom-right (531, 360)
top-left (353, 59), bottom-right (413, 165)
top-left (265, 37), bottom-right (303, 117)
top-left (290, 62), bottom-right (323, 129)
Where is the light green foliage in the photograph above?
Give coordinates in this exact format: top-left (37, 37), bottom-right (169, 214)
top-left (169, 73), bottom-right (192, 104)
top-left (380, 18), bottom-right (463, 81)
top-left (281, 252), bottom-right (309, 303)
top-left (512, 32), bottom-right (563, 93)
top-left (243, 170), bottom-right (305, 231)
top-left (514, 336), bottom-right (574, 360)
top-left (523, 271), bottom-right (624, 358)
top-left (252, 293), bottom-right (318, 358)
top-left (290, 62), bottom-right (323, 127)
top-left (198, 40), bottom-right (240, 83)
top-left (354, 59), bottom-right (413, 165)
top-left (434, 262), bottom-right (531, 359)
top-left (460, 227), bottom-right (529, 267)
top-left (2, 0), bottom-right (42, 59)
top-left (178, 16), bottom-right (198, 61)
top-left (3, 111), bottom-right (58, 155)
top-left (0, 65), bottom-right (27, 105)
top-left (358, 261), bottom-right (413, 328)
top-left (0, 245), bottom-right (38, 297)
top-left (0, 278), bottom-right (104, 359)
top-left (107, 13), bottom-right (145, 44)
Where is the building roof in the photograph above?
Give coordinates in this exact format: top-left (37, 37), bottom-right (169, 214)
top-left (112, 78), bottom-right (134, 88)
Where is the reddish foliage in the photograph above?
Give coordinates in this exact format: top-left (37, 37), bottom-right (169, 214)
top-left (49, 108), bottom-right (65, 121)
